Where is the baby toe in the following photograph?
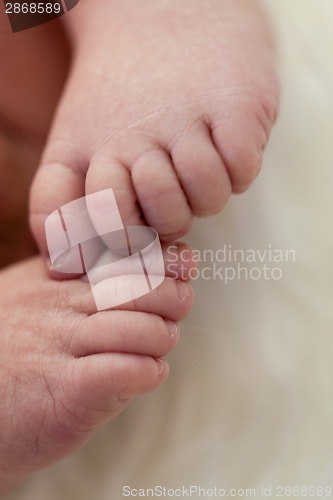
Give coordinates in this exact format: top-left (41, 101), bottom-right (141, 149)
top-left (69, 353), bottom-right (168, 425)
top-left (70, 310), bottom-right (180, 358)
top-left (211, 88), bottom-right (279, 193)
top-left (131, 148), bottom-right (193, 239)
top-left (171, 122), bottom-right (232, 216)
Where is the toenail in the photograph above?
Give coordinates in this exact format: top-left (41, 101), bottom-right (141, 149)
top-left (165, 320), bottom-right (178, 337)
top-left (45, 256), bottom-right (52, 270)
top-left (176, 280), bottom-right (191, 300)
top-left (156, 358), bottom-right (165, 376)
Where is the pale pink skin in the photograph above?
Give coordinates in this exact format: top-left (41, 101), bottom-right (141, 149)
top-left (0, 0), bottom-right (279, 492)
top-left (0, 15), bottom-right (195, 494)
top-left (0, 249), bottom-right (194, 493)
top-left (30, 0), bottom-right (279, 255)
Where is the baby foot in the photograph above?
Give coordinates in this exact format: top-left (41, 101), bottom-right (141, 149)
top-left (0, 247), bottom-right (194, 493)
top-left (0, 17), bottom-right (69, 267)
top-left (30, 0), bottom-right (279, 258)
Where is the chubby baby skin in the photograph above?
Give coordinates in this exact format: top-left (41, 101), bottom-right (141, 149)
top-left (30, 0), bottom-right (279, 257)
top-left (0, 246), bottom-right (194, 494)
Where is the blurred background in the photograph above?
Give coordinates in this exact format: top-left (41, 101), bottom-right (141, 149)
top-left (3, 0), bottom-right (333, 498)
